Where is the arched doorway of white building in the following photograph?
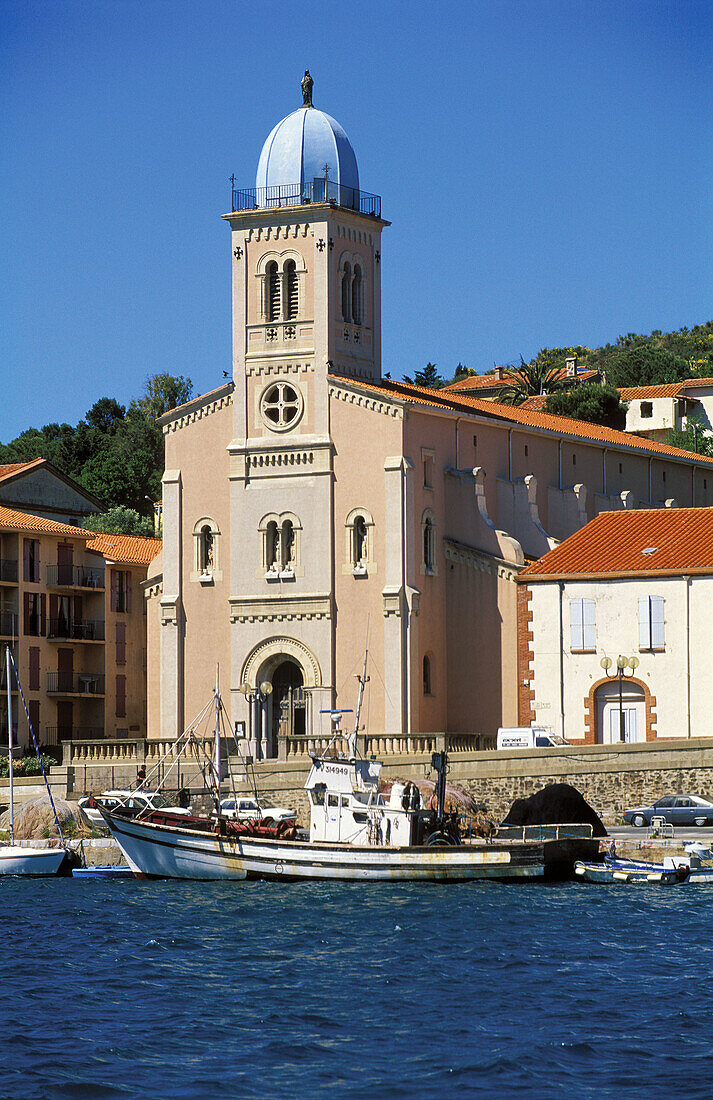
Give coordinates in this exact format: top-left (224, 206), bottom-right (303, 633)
top-left (594, 680), bottom-right (646, 744)
top-left (240, 637), bottom-right (321, 759)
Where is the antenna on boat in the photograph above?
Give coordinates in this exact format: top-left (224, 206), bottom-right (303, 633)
top-left (6, 645), bottom-right (14, 846)
top-left (213, 664), bottom-right (222, 815)
top-left (351, 620), bottom-right (370, 757)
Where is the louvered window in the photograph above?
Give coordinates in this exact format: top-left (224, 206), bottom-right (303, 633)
top-left (285, 260), bottom-right (298, 320)
top-left (267, 261), bottom-right (280, 321)
top-left (570, 598), bottom-right (595, 651)
top-left (341, 263), bottom-right (351, 321)
top-left (352, 265), bottom-right (362, 325)
top-left (639, 595), bottom-right (664, 650)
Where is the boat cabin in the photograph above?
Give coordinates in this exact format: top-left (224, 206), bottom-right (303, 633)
top-left (305, 755), bottom-right (422, 846)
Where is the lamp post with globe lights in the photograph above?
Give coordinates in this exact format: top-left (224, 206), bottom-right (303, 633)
top-left (600, 655), bottom-right (640, 743)
top-left (239, 680), bottom-right (274, 758)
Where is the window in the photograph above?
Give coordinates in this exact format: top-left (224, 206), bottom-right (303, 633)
top-left (116, 622), bottom-right (126, 666)
top-left (29, 647), bottom-right (40, 691)
top-left (639, 595), bottom-right (664, 651)
top-left (422, 511), bottom-right (436, 574)
top-left (111, 570), bottom-right (131, 613)
top-left (524, 445), bottom-right (528, 457)
top-left (641, 401), bottom-right (653, 418)
top-left (423, 655), bottom-right (432, 696)
top-left (570, 598), bottom-right (595, 651)
top-left (192, 518), bottom-right (220, 582)
top-left (572, 453), bottom-right (576, 466)
top-left (341, 262), bottom-right (351, 321)
top-left (259, 381), bottom-right (303, 431)
top-left (281, 520), bottom-right (295, 573)
top-left (23, 538), bottom-right (40, 583)
top-left (344, 509), bottom-right (374, 576)
top-left (619, 463), bottom-right (623, 474)
top-left (116, 675), bottom-right (126, 718)
top-left (23, 592), bottom-right (44, 637)
top-left (266, 261), bottom-right (280, 321)
top-left (261, 513), bottom-right (301, 578)
top-left (353, 516), bottom-right (367, 567)
top-left (265, 520), bottom-right (279, 572)
top-left (352, 265), bottom-right (362, 325)
top-left (199, 525), bottom-right (214, 574)
top-left (422, 450), bottom-right (435, 488)
top-left (284, 259), bottom-right (298, 320)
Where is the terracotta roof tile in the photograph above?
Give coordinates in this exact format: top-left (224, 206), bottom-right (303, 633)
top-left (442, 368), bottom-right (599, 393)
top-left (618, 377), bottom-right (713, 400)
top-left (328, 375), bottom-right (713, 466)
top-left (522, 507), bottom-right (713, 577)
top-left (0, 506), bottom-right (91, 538)
top-left (86, 533), bottom-right (162, 566)
top-left (0, 459), bottom-right (47, 482)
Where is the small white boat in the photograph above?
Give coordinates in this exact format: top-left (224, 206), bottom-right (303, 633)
top-left (1, 646), bottom-right (67, 877)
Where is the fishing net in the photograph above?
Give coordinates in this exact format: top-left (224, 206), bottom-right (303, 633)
top-left (501, 782), bottom-right (607, 837)
top-left (0, 796), bottom-right (88, 839)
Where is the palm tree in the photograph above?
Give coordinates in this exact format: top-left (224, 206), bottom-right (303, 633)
top-left (497, 358), bottom-right (570, 405)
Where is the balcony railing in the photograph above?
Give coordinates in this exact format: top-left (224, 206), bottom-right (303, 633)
top-left (46, 673), bottom-right (105, 695)
top-left (0, 610), bottom-right (18, 637)
top-left (0, 559), bottom-right (18, 583)
top-left (46, 565), bottom-right (105, 589)
top-left (231, 180), bottom-right (381, 218)
top-left (43, 726), bottom-right (104, 746)
top-left (47, 619), bottom-right (105, 642)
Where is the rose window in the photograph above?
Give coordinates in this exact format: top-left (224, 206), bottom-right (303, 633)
top-left (260, 382), bottom-right (303, 431)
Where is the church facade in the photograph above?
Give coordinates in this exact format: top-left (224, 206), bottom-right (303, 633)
top-left (145, 78), bottom-right (713, 752)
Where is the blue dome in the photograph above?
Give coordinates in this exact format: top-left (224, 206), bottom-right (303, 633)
top-left (256, 106), bottom-right (360, 194)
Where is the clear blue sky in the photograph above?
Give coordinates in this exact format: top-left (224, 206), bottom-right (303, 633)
top-left (2, 0), bottom-right (711, 440)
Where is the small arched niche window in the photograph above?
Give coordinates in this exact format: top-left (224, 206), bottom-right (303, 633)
top-left (281, 519), bottom-right (295, 572)
top-left (423, 655), bottom-right (432, 696)
top-left (266, 260), bottom-right (280, 322)
top-left (341, 262), bottom-right (351, 322)
top-left (192, 518), bottom-right (220, 583)
top-left (421, 510), bottom-right (436, 575)
top-left (284, 259), bottom-right (298, 320)
top-left (344, 508), bottom-right (375, 576)
top-left (265, 520), bottom-right (280, 573)
top-left (352, 265), bottom-right (362, 325)
top-left (260, 513), bottom-right (301, 579)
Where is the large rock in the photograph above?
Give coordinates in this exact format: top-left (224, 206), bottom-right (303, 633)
top-left (0, 796), bottom-right (87, 839)
top-left (501, 782), bottom-right (607, 837)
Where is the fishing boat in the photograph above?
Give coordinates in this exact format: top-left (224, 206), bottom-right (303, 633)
top-left (101, 665), bottom-right (598, 882)
top-left (1, 646), bottom-right (67, 876)
top-left (574, 857), bottom-right (690, 885)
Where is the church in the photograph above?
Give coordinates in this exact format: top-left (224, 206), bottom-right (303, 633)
top-left (145, 74), bottom-right (713, 753)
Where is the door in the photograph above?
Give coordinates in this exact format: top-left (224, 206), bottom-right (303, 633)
top-left (57, 648), bottom-right (73, 693)
top-left (607, 706), bottom-right (638, 744)
top-left (57, 701), bottom-right (73, 742)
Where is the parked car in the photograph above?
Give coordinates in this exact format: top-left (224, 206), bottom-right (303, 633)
top-left (623, 794), bottom-right (713, 828)
top-left (219, 796), bottom-right (296, 824)
top-left (78, 790), bottom-right (193, 828)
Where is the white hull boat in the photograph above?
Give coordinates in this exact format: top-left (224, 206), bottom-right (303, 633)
top-left (0, 846), bottom-right (67, 876)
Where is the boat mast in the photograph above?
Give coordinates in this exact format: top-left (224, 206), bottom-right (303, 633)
top-left (6, 645), bottom-right (13, 846)
top-left (213, 665), bottom-right (222, 813)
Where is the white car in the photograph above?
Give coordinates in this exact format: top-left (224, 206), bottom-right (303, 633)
top-left (219, 796), bottom-right (296, 824)
top-left (78, 790), bottom-right (193, 828)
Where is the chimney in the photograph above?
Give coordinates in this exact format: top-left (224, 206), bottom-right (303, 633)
top-left (496, 366), bottom-right (506, 381)
top-left (565, 355), bottom-right (577, 377)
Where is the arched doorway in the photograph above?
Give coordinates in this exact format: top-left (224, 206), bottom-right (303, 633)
top-left (595, 680), bottom-right (646, 744)
top-left (271, 660), bottom-right (305, 746)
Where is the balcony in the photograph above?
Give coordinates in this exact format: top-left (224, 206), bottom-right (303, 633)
top-left (0, 559), bottom-right (18, 583)
top-left (43, 726), bottom-right (104, 746)
top-left (46, 673), bottom-right (105, 696)
top-left (46, 565), bottom-right (105, 590)
top-left (231, 180), bottom-right (381, 218)
top-left (47, 619), bottom-right (105, 642)
top-left (0, 610), bottom-right (19, 637)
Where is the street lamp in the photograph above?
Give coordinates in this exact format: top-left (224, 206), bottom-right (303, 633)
top-left (600, 654), bottom-right (640, 742)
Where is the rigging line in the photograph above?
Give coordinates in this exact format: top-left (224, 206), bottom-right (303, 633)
top-left (369, 653), bottom-right (396, 710)
top-left (7, 650), bottom-right (65, 846)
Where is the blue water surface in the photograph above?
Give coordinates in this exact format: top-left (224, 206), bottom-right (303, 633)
top-left (1, 879), bottom-right (712, 1098)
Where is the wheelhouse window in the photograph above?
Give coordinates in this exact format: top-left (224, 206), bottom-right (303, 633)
top-left (639, 595), bottom-right (664, 651)
top-left (570, 598), bottom-right (595, 651)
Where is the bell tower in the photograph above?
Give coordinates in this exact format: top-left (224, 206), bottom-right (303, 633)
top-left (223, 76), bottom-right (388, 753)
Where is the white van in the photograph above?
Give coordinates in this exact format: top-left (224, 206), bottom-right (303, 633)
top-left (496, 727), bottom-right (568, 751)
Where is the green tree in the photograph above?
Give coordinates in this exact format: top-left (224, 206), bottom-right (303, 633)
top-left (82, 506), bottom-right (155, 536)
top-left (605, 345), bottom-right (690, 389)
top-left (665, 413), bottom-right (713, 458)
top-left (453, 362), bottom-right (476, 380)
top-left (497, 358), bottom-right (570, 405)
top-left (403, 362), bottom-right (444, 388)
top-left (131, 373), bottom-right (193, 421)
top-left (544, 384), bottom-right (629, 431)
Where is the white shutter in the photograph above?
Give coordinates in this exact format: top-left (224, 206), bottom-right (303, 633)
top-left (582, 599), bottom-right (596, 650)
top-left (638, 596), bottom-right (650, 649)
top-left (650, 596), bottom-right (665, 649)
top-left (570, 599), bottom-right (583, 650)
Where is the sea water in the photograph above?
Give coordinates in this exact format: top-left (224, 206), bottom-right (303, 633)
top-left (1, 879), bottom-right (712, 1099)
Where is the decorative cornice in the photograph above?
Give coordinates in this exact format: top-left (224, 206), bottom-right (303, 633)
top-left (329, 383), bottom-right (403, 419)
top-left (162, 391), bottom-right (233, 435)
top-left (229, 593), bottom-right (332, 623)
top-left (443, 538), bottom-right (523, 581)
top-left (245, 360), bottom-right (311, 377)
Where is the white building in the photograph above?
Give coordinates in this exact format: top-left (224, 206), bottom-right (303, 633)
top-left (517, 507), bottom-right (713, 743)
top-left (620, 377), bottom-right (713, 443)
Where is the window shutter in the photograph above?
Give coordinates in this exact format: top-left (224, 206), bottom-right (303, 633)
top-left (116, 622), bottom-right (126, 665)
top-left (116, 675), bottom-right (126, 718)
top-left (570, 599), bottom-right (583, 649)
top-left (126, 572), bottom-right (132, 613)
top-left (638, 596), bottom-right (650, 649)
top-left (40, 594), bottom-right (46, 637)
top-left (23, 591), bottom-right (31, 635)
top-left (582, 599), bottom-right (596, 650)
top-left (29, 647), bottom-right (40, 691)
top-left (651, 596), bottom-right (665, 649)
top-left (23, 539), bottom-right (31, 582)
top-left (110, 570), bottom-right (118, 613)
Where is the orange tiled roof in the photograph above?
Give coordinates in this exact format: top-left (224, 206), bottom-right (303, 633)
top-left (329, 375), bottom-right (713, 466)
top-left (86, 533), bottom-right (162, 566)
top-left (442, 368), bottom-right (599, 393)
top-left (618, 377), bottom-right (713, 400)
top-left (0, 458), bottom-right (47, 482)
top-left (0, 505), bottom-right (91, 538)
top-left (522, 507), bottom-right (713, 578)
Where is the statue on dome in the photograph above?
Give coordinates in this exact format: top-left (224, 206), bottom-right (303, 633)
top-left (301, 70), bottom-right (313, 107)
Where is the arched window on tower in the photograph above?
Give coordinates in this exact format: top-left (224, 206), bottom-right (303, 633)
top-left (423, 654), bottom-right (432, 696)
top-left (199, 525), bottom-right (214, 574)
top-left (265, 520), bottom-right (279, 574)
top-left (352, 265), bottom-right (362, 325)
top-left (281, 520), bottom-right (295, 574)
top-left (353, 515), bottom-right (367, 568)
top-left (422, 511), bottom-right (436, 575)
top-left (266, 261), bottom-right (280, 322)
top-left (284, 259), bottom-right (298, 320)
top-left (192, 517), bottom-right (221, 583)
top-left (341, 262), bottom-right (351, 322)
